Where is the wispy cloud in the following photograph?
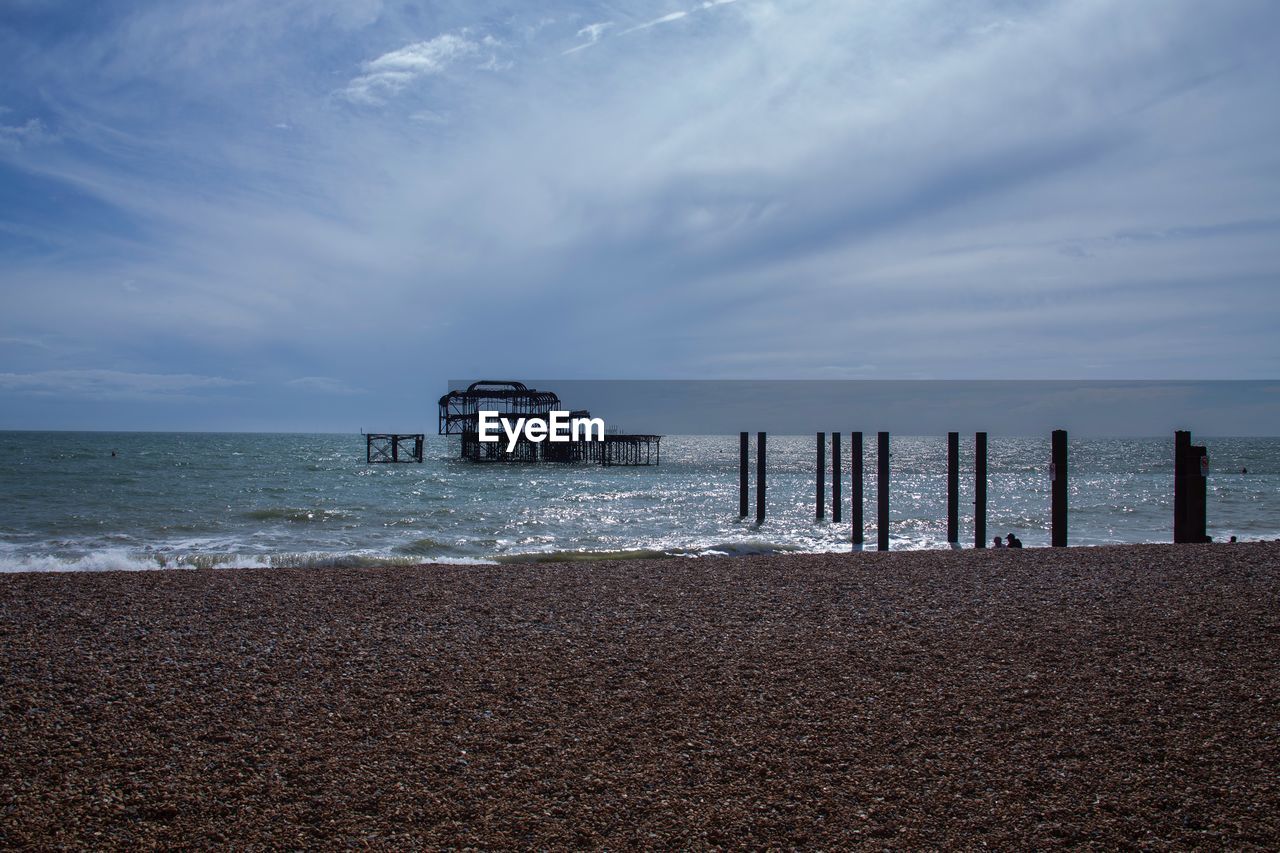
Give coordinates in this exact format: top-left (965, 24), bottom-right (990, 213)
top-left (0, 117), bottom-right (55, 151)
top-left (563, 21), bottom-right (613, 55)
top-left (566, 0), bottom-right (740, 53)
top-left (0, 370), bottom-right (248, 400)
top-left (342, 31), bottom-right (506, 104)
top-left (619, 11), bottom-right (690, 36)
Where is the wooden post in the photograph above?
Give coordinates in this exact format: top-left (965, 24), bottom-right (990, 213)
top-left (1051, 429), bottom-right (1068, 547)
top-left (756, 432), bottom-right (767, 525)
top-left (877, 431), bottom-right (890, 551)
top-left (832, 432), bottom-right (842, 524)
top-left (975, 432), bottom-right (987, 549)
top-left (1175, 431), bottom-right (1209, 543)
top-left (947, 431), bottom-right (959, 545)
top-left (1190, 444), bottom-right (1208, 543)
top-left (851, 432), bottom-right (864, 548)
top-left (1174, 430), bottom-right (1189, 543)
top-left (739, 432), bottom-right (749, 518)
top-left (816, 432), bottom-right (826, 520)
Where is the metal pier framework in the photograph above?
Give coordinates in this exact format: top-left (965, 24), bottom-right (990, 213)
top-left (437, 381), bottom-right (660, 466)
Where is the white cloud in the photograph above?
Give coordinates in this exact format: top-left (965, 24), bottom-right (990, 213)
top-left (0, 336), bottom-right (52, 350)
top-left (564, 21), bottom-right (613, 54)
top-left (342, 32), bottom-right (506, 104)
top-left (0, 117), bottom-right (55, 151)
top-left (0, 370), bottom-right (248, 400)
top-left (620, 10), bottom-right (689, 35)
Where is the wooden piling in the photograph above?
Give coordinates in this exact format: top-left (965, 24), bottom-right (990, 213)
top-left (877, 431), bottom-right (890, 551)
top-left (1189, 444), bottom-right (1208, 543)
top-left (739, 432), bottom-right (749, 518)
top-left (1174, 430), bottom-right (1189, 543)
top-left (756, 432), bottom-right (767, 525)
top-left (975, 432), bottom-right (988, 549)
top-left (816, 432), bottom-right (826, 520)
top-left (947, 431), bottom-right (959, 545)
top-left (832, 432), bottom-right (842, 524)
top-left (1174, 430), bottom-right (1209, 543)
top-left (851, 432), bottom-right (864, 547)
top-left (1051, 429), bottom-right (1068, 547)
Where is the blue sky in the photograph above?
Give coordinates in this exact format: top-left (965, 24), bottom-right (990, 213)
top-left (1, 0), bottom-right (1278, 431)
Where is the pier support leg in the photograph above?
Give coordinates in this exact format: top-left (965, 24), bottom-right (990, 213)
top-left (975, 432), bottom-right (988, 549)
top-left (756, 432), bottom-right (767, 525)
top-left (878, 431), bottom-right (890, 551)
top-left (1174, 430), bottom-right (1189, 543)
top-left (832, 432), bottom-right (842, 524)
top-left (816, 432), bottom-right (825, 520)
top-left (1051, 429), bottom-right (1068, 547)
top-left (739, 432), bottom-right (749, 518)
top-left (947, 431), bottom-right (959, 546)
top-left (851, 433), bottom-right (864, 548)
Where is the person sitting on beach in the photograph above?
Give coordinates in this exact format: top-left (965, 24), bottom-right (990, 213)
top-left (992, 536), bottom-right (1005, 549)
top-left (1006, 533), bottom-right (1023, 548)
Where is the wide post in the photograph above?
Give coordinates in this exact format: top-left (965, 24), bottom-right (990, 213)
top-left (877, 431), bottom-right (890, 551)
top-left (816, 432), bottom-right (826, 520)
top-left (832, 432), bottom-right (842, 524)
top-left (1175, 431), bottom-right (1209, 543)
top-left (1051, 429), bottom-right (1068, 547)
top-left (739, 432), bottom-right (749, 518)
top-left (1190, 445), bottom-right (1208, 543)
top-left (851, 432), bottom-right (864, 547)
top-left (1174, 430), bottom-right (1189, 543)
top-left (975, 432), bottom-right (988, 549)
top-left (756, 432), bottom-right (767, 525)
top-left (947, 431), bottom-right (959, 545)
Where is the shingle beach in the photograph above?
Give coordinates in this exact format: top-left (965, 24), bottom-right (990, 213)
top-left (3, 543), bottom-right (1278, 848)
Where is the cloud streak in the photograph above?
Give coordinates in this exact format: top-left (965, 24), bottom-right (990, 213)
top-left (0, 370), bottom-right (247, 401)
top-left (342, 31), bottom-right (506, 104)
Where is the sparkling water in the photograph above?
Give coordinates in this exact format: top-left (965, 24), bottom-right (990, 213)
top-left (0, 432), bottom-right (1276, 571)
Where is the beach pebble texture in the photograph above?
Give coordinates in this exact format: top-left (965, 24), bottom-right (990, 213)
top-left (2, 543), bottom-right (1278, 848)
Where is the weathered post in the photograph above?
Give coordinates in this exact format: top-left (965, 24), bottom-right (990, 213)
top-left (816, 432), bottom-right (826, 520)
top-left (878, 431), bottom-right (890, 551)
top-left (851, 432), bottom-right (864, 548)
top-left (1190, 444), bottom-right (1208, 543)
top-left (739, 432), bottom-right (749, 518)
top-left (832, 432), bottom-right (842, 524)
top-left (756, 432), bottom-right (767, 525)
top-left (1051, 429), bottom-right (1068, 547)
top-left (947, 431), bottom-right (959, 546)
top-left (1174, 430), bottom-right (1189, 543)
top-left (1175, 431), bottom-right (1209, 543)
top-left (975, 432), bottom-right (988, 549)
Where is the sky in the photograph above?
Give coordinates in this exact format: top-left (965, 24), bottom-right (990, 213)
top-left (1, 0), bottom-right (1278, 432)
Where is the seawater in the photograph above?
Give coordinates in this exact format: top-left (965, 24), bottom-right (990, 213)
top-left (0, 432), bottom-right (1277, 572)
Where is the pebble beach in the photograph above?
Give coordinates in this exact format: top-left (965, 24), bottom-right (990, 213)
top-left (2, 543), bottom-right (1278, 848)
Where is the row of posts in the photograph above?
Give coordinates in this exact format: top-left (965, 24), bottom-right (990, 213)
top-left (739, 430), bottom-right (1207, 549)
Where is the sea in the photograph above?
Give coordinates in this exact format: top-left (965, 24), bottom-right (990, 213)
top-left (1, 432), bottom-right (1277, 572)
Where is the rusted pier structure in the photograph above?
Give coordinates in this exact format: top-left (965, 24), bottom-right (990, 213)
top-left (438, 380), bottom-right (660, 466)
top-left (366, 433), bottom-right (424, 463)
